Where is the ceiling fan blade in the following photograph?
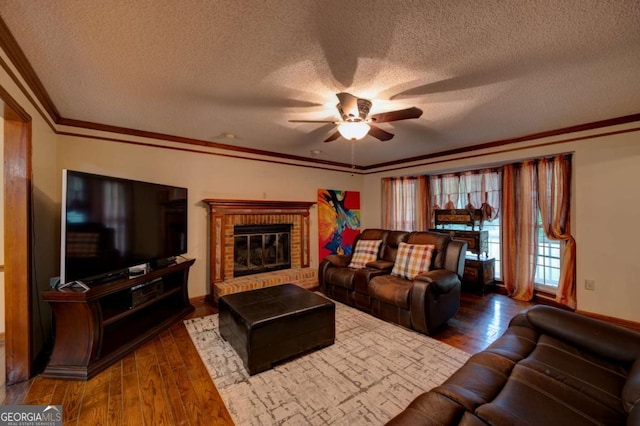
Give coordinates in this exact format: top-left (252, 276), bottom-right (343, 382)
top-left (323, 131), bottom-right (341, 142)
top-left (289, 119), bottom-right (336, 123)
top-left (336, 92), bottom-right (359, 118)
top-left (368, 124), bottom-right (394, 141)
top-left (369, 107), bottom-right (423, 123)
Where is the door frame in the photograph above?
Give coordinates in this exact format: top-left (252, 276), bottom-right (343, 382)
top-left (1, 83), bottom-right (32, 385)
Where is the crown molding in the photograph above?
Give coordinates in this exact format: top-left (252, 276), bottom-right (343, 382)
top-left (2, 15), bottom-right (639, 173)
top-left (362, 113), bottom-right (640, 171)
top-left (0, 16), bottom-right (60, 123)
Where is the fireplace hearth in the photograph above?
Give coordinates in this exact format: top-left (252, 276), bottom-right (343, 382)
top-left (233, 224), bottom-right (292, 277)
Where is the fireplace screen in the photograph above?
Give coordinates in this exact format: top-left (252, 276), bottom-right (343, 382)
top-left (233, 224), bottom-right (292, 277)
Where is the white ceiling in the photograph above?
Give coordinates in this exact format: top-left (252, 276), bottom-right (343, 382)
top-left (1, 0), bottom-right (640, 167)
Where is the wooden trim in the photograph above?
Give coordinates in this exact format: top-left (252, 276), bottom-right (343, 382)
top-left (490, 285), bottom-right (640, 332)
top-left (56, 116), bottom-right (640, 175)
top-left (57, 131), bottom-right (362, 173)
top-left (490, 283), bottom-right (569, 310)
top-left (302, 212), bottom-right (311, 267)
top-left (202, 199), bottom-right (316, 213)
top-left (0, 83), bottom-right (30, 122)
top-left (0, 19), bottom-right (360, 172)
top-left (0, 57), bottom-right (57, 133)
top-left (189, 295), bottom-right (207, 304)
top-left (363, 126), bottom-right (640, 175)
top-left (576, 310), bottom-right (640, 333)
top-left (58, 117), bottom-right (362, 170)
top-left (363, 113), bottom-right (640, 170)
top-left (0, 17), bottom-right (60, 123)
top-left (2, 15), bottom-right (640, 175)
top-left (3, 109), bottom-right (32, 384)
top-left (533, 293), bottom-right (571, 310)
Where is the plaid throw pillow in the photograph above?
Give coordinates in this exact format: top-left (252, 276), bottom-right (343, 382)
top-left (348, 239), bottom-right (383, 269)
top-left (391, 242), bottom-right (435, 280)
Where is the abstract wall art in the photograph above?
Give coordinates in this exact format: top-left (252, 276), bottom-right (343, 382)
top-left (317, 189), bottom-right (361, 260)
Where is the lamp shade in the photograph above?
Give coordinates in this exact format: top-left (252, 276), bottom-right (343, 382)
top-left (337, 122), bottom-right (370, 140)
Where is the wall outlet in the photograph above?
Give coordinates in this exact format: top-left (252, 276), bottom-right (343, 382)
top-left (585, 279), bottom-right (596, 291)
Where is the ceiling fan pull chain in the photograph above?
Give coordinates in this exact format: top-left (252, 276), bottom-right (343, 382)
top-left (351, 140), bottom-right (356, 174)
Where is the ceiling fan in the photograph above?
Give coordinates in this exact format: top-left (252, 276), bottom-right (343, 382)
top-left (289, 92), bottom-right (423, 142)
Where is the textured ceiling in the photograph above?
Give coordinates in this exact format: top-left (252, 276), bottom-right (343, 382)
top-left (1, 0), bottom-right (640, 167)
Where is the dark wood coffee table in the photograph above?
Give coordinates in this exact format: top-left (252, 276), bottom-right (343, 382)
top-left (218, 284), bottom-right (335, 375)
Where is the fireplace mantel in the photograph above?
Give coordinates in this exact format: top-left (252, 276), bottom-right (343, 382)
top-left (203, 199), bottom-right (316, 214)
top-left (202, 199), bottom-right (316, 301)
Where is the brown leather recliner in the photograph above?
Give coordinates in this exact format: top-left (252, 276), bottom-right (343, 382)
top-left (388, 305), bottom-right (640, 425)
top-left (318, 229), bottom-right (409, 310)
top-left (319, 229), bottom-right (467, 336)
top-left (368, 231), bottom-right (467, 335)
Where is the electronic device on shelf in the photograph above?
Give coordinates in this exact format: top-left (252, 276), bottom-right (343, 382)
top-left (59, 170), bottom-right (188, 288)
top-left (129, 277), bottom-right (164, 308)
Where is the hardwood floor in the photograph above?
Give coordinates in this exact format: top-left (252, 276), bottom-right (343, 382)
top-left (3, 291), bottom-right (533, 425)
top-left (436, 291), bottom-right (534, 353)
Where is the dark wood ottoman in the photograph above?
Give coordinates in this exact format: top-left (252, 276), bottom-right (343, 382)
top-left (218, 284), bottom-right (335, 375)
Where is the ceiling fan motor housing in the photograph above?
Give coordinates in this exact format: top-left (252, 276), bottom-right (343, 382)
top-left (338, 98), bottom-right (372, 122)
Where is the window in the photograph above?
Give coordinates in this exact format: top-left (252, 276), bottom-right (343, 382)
top-left (430, 170), bottom-right (502, 278)
top-left (393, 179), bottom-right (418, 231)
top-left (483, 217), bottom-right (501, 280)
top-left (534, 213), bottom-right (561, 289)
top-left (381, 176), bottom-right (429, 231)
top-left (384, 157), bottom-right (572, 298)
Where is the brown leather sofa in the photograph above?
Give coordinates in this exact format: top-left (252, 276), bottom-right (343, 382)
top-left (318, 228), bottom-right (467, 335)
top-left (387, 305), bottom-right (640, 425)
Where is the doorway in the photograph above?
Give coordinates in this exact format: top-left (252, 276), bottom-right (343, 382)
top-left (1, 84), bottom-right (32, 385)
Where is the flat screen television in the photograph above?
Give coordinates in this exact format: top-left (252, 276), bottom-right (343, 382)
top-left (60, 170), bottom-right (188, 285)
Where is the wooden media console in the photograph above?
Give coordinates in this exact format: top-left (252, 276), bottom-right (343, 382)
top-left (42, 258), bottom-right (195, 380)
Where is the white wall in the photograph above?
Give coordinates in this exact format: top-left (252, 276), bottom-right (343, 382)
top-left (57, 135), bottom-right (363, 298)
top-left (574, 133), bottom-right (640, 321)
top-left (362, 124), bottom-right (640, 322)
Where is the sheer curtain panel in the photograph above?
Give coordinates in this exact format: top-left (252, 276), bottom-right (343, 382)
top-left (537, 154), bottom-right (576, 308)
top-left (501, 161), bottom-right (538, 301)
top-left (381, 176), bottom-right (429, 231)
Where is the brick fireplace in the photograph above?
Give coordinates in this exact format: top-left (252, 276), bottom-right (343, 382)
top-left (203, 199), bottom-right (316, 301)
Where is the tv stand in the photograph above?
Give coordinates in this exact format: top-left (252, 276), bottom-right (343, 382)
top-left (41, 258), bottom-right (195, 380)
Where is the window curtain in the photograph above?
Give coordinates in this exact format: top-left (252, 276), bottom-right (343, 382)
top-left (431, 174), bottom-right (460, 211)
top-left (431, 169), bottom-right (501, 226)
top-left (537, 154), bottom-right (576, 308)
top-left (459, 169), bottom-right (502, 222)
top-left (381, 175), bottom-right (430, 231)
top-left (501, 161), bottom-right (538, 301)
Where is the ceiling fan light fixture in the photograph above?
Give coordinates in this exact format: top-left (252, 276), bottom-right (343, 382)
top-left (337, 121), bottom-right (370, 140)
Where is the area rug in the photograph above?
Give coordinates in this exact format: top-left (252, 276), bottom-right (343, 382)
top-left (184, 300), bottom-right (470, 425)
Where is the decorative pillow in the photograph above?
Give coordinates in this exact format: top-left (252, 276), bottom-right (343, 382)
top-left (348, 239), bottom-right (383, 269)
top-left (391, 242), bottom-right (435, 280)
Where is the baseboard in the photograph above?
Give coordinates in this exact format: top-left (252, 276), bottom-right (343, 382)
top-left (494, 283), bottom-right (640, 332)
top-left (576, 310), bottom-right (640, 333)
top-left (492, 283), bottom-right (571, 310)
top-left (190, 295), bottom-right (208, 304)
